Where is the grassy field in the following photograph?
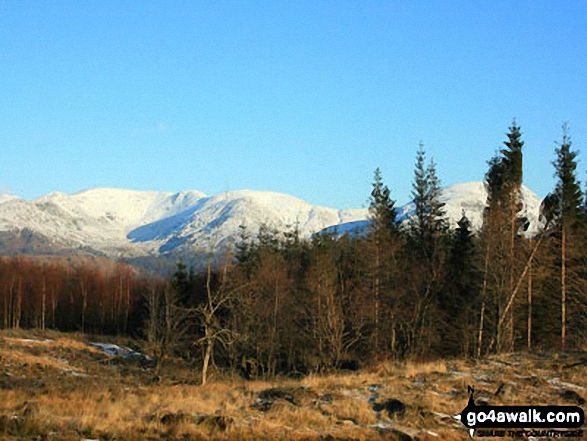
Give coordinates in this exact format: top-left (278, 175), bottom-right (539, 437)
top-left (0, 330), bottom-right (585, 440)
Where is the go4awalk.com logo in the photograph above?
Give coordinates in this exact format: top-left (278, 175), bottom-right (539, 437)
top-left (455, 386), bottom-right (585, 438)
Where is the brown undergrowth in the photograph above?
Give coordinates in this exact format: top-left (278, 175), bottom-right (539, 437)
top-left (0, 330), bottom-right (585, 440)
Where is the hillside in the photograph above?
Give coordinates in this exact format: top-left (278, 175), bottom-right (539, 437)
top-left (1, 330), bottom-right (584, 440)
top-left (0, 182), bottom-right (542, 271)
top-left (321, 181), bottom-right (542, 237)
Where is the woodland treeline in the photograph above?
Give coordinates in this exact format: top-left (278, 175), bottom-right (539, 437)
top-left (1, 122), bottom-right (586, 381)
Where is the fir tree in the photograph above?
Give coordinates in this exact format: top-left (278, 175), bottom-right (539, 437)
top-left (501, 120), bottom-right (524, 189)
top-left (444, 211), bottom-right (480, 355)
top-left (409, 143), bottom-right (447, 258)
top-left (543, 124), bottom-right (584, 350)
top-left (448, 211), bottom-right (476, 294)
top-left (426, 158), bottom-right (447, 235)
top-left (405, 143), bottom-right (449, 356)
top-left (481, 120), bottom-right (527, 353)
top-left (235, 224), bottom-right (251, 265)
top-left (366, 167), bottom-right (399, 354)
top-left (368, 168), bottom-right (398, 236)
top-left (551, 124), bottom-right (584, 227)
top-left (484, 120), bottom-right (525, 215)
top-left (410, 143), bottom-right (429, 247)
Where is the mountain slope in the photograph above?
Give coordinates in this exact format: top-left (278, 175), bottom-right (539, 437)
top-left (128, 190), bottom-right (367, 254)
top-left (0, 189), bottom-right (206, 256)
top-left (0, 182), bottom-right (543, 266)
top-left (0, 188), bottom-right (368, 259)
top-left (320, 181), bottom-right (542, 236)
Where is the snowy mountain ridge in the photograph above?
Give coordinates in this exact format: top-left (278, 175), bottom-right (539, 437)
top-left (0, 182), bottom-right (542, 267)
top-left (0, 187), bottom-right (368, 259)
top-left (320, 181), bottom-right (542, 237)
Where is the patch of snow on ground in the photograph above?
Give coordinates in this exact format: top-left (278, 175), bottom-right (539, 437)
top-left (90, 342), bottom-right (131, 357)
top-left (90, 342), bottom-right (152, 362)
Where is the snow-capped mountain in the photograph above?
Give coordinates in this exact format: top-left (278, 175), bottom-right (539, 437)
top-left (0, 188), bottom-right (206, 256)
top-left (0, 182), bottom-right (543, 269)
top-left (0, 188), bottom-right (367, 260)
top-left (127, 190), bottom-right (366, 254)
top-left (320, 181), bottom-right (543, 237)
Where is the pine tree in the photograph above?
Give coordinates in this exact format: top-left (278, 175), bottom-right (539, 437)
top-left (410, 143), bottom-right (429, 251)
top-left (366, 168), bottom-right (399, 355)
top-left (545, 124), bottom-right (584, 350)
top-left (501, 121), bottom-right (524, 190)
top-left (409, 143), bottom-right (447, 259)
top-left (405, 144), bottom-right (448, 356)
top-left (426, 158), bottom-right (448, 236)
top-left (551, 124), bottom-right (583, 226)
top-left (368, 167), bottom-right (398, 236)
top-left (480, 121), bottom-right (529, 353)
top-left (444, 211), bottom-right (480, 356)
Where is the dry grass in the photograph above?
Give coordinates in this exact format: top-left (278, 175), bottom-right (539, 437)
top-left (0, 330), bottom-right (585, 440)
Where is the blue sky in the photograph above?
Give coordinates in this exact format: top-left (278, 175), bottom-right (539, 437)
top-left (1, 1), bottom-right (586, 209)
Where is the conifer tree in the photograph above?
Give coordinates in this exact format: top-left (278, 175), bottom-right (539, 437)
top-left (410, 144), bottom-right (429, 251)
top-left (481, 120), bottom-right (528, 353)
top-left (405, 144), bottom-right (448, 356)
top-left (369, 167), bottom-right (398, 235)
top-left (366, 168), bottom-right (399, 355)
top-left (444, 211), bottom-right (480, 355)
top-left (409, 143), bottom-right (447, 259)
top-left (544, 124), bottom-right (584, 350)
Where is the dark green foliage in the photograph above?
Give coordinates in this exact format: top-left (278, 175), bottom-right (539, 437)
top-left (484, 120), bottom-right (525, 218)
top-left (235, 224), bottom-right (251, 264)
top-left (480, 121), bottom-right (528, 354)
top-left (501, 120), bottom-right (524, 188)
top-left (442, 211), bottom-right (481, 355)
top-left (447, 212), bottom-right (477, 299)
top-left (545, 124), bottom-right (584, 230)
top-left (172, 262), bottom-right (189, 296)
top-left (258, 222), bottom-right (280, 251)
top-left (368, 168), bottom-right (398, 236)
top-left (411, 143), bottom-right (429, 238)
top-left (408, 143), bottom-right (448, 259)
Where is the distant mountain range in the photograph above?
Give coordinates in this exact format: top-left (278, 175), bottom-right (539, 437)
top-left (0, 182), bottom-right (542, 272)
top-left (322, 181), bottom-right (542, 237)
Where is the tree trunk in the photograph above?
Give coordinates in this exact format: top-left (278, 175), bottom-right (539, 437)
top-left (561, 226), bottom-right (567, 351)
top-left (14, 276), bottom-right (22, 329)
top-left (202, 334), bottom-right (213, 386)
top-left (477, 245), bottom-right (490, 358)
top-left (80, 279), bottom-right (87, 334)
top-left (489, 236), bottom-right (542, 353)
top-left (41, 275), bottom-right (46, 331)
top-left (527, 253), bottom-right (532, 351)
top-left (374, 241), bottom-right (380, 355)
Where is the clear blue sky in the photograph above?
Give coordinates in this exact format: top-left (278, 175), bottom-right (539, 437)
top-left (1, 1), bottom-right (586, 209)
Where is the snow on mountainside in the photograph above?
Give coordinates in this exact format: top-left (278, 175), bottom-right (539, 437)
top-left (0, 188), bottom-right (367, 258)
top-left (321, 181), bottom-right (543, 237)
top-left (0, 192), bottom-right (19, 205)
top-left (0, 188), bottom-right (206, 256)
top-left (0, 182), bottom-right (543, 263)
top-left (128, 190), bottom-right (367, 254)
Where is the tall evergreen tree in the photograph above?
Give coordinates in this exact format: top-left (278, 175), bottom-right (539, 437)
top-left (369, 167), bottom-right (398, 235)
top-left (501, 121), bottom-right (524, 190)
top-left (426, 158), bottom-right (448, 236)
top-left (405, 144), bottom-right (449, 356)
top-left (366, 168), bottom-right (400, 355)
top-left (551, 124), bottom-right (583, 226)
top-left (410, 143), bottom-right (429, 248)
top-left (481, 120), bottom-right (528, 353)
top-left (409, 143), bottom-right (447, 259)
top-left (544, 124), bottom-right (584, 350)
top-left (443, 211), bottom-right (480, 356)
